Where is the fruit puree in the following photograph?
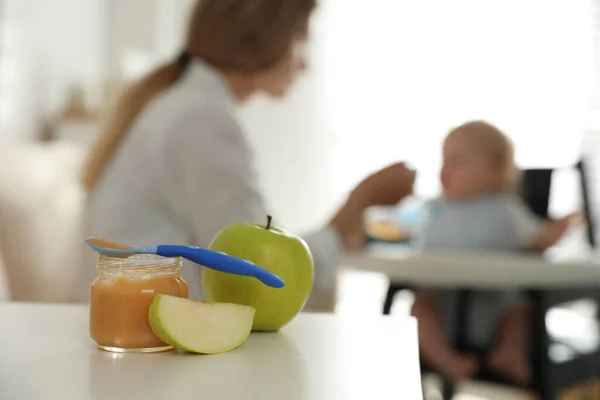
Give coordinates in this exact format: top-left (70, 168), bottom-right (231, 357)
top-left (90, 265), bottom-right (188, 352)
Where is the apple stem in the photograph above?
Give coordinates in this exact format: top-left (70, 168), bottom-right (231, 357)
top-left (266, 215), bottom-right (272, 230)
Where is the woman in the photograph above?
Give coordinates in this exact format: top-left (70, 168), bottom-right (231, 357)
top-left (76, 0), bottom-right (415, 305)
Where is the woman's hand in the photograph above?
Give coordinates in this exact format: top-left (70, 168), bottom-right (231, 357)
top-left (330, 162), bottom-right (416, 251)
top-left (351, 162), bottom-right (416, 207)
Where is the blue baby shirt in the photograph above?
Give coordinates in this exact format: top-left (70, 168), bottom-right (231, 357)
top-left (417, 194), bottom-right (544, 347)
top-left (421, 194), bottom-right (543, 252)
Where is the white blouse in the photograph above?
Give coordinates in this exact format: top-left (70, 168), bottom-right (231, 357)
top-left (74, 60), bottom-right (340, 303)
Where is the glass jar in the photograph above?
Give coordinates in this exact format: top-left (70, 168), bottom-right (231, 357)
top-left (89, 254), bottom-right (188, 353)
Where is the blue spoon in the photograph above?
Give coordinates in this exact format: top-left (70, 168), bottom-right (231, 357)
top-left (84, 237), bottom-right (285, 289)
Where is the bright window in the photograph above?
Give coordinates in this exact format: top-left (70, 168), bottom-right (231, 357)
top-left (321, 0), bottom-right (596, 201)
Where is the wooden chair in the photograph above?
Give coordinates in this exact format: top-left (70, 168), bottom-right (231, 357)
top-left (383, 160), bottom-right (600, 399)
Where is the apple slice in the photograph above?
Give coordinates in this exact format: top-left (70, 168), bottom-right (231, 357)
top-left (148, 294), bottom-right (256, 354)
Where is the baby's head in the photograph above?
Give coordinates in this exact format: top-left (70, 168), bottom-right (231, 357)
top-left (441, 120), bottom-right (516, 200)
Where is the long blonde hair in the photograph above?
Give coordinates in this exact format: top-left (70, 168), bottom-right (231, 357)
top-left (82, 0), bottom-right (315, 191)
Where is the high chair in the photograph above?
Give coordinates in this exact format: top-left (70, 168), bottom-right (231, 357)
top-left (382, 160), bottom-right (600, 399)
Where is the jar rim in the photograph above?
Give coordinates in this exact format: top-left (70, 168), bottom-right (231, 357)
top-left (96, 254), bottom-right (183, 274)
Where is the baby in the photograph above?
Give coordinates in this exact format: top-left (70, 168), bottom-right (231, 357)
top-left (413, 121), bottom-right (574, 384)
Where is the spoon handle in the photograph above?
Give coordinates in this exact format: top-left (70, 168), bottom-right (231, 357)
top-left (156, 245), bottom-right (285, 289)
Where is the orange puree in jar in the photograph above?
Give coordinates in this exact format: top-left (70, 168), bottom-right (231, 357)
top-left (89, 254), bottom-right (187, 352)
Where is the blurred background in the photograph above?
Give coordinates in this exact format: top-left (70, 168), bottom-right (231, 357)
top-left (1, 0), bottom-right (600, 397)
top-left (0, 0), bottom-right (598, 311)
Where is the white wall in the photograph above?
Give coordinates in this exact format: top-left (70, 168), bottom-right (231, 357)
top-left (155, 0), bottom-right (196, 60)
top-left (0, 0), bottom-right (36, 139)
top-left (107, 0), bottom-right (159, 80)
top-left (0, 0), bottom-right (106, 139)
top-left (107, 0), bottom-right (195, 79)
top-left (35, 0), bottom-right (107, 112)
top-left (238, 78), bottom-right (337, 232)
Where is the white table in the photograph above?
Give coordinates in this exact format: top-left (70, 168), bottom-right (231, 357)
top-left (342, 245), bottom-right (600, 399)
top-left (0, 303), bottom-right (422, 400)
top-left (343, 246), bottom-right (600, 288)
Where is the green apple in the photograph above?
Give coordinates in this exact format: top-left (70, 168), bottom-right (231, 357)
top-left (202, 215), bottom-right (314, 332)
top-left (148, 294), bottom-right (255, 354)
